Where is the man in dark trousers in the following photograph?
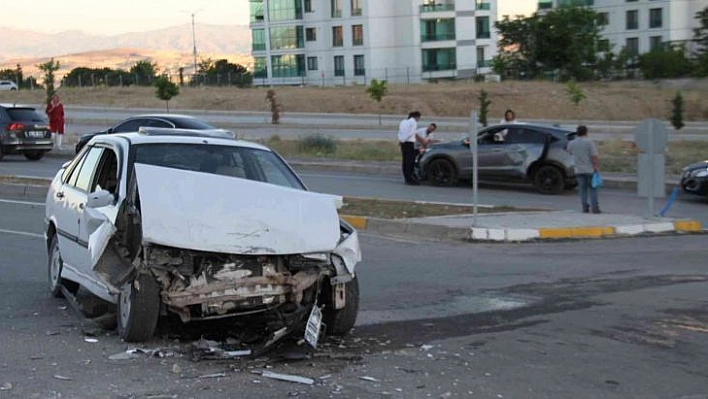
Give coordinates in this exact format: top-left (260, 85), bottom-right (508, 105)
top-left (567, 125), bottom-right (601, 213)
top-left (397, 111), bottom-right (424, 184)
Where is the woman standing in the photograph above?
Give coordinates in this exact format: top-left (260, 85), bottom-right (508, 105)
top-left (46, 94), bottom-right (65, 149)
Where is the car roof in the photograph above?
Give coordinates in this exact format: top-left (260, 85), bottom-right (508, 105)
top-left (126, 114), bottom-right (199, 119)
top-left (101, 132), bottom-right (271, 151)
top-left (0, 103), bottom-right (37, 109)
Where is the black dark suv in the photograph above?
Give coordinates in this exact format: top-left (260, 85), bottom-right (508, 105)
top-left (0, 104), bottom-right (53, 161)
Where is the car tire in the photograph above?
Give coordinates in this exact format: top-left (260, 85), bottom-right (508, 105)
top-left (322, 277), bottom-right (359, 336)
top-left (427, 158), bottom-right (457, 186)
top-left (534, 165), bottom-right (564, 195)
top-left (117, 272), bottom-right (161, 342)
top-left (48, 235), bottom-right (65, 298)
top-left (24, 151), bottom-right (45, 161)
top-left (0, 146), bottom-right (4, 161)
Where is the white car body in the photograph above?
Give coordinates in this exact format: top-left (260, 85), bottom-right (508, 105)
top-left (0, 80), bottom-right (18, 91)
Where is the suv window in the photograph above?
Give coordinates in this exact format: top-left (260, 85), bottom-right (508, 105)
top-left (145, 119), bottom-right (174, 128)
top-left (505, 128), bottom-right (547, 144)
top-left (93, 149), bottom-right (119, 194)
top-left (6, 108), bottom-right (46, 122)
top-left (114, 119), bottom-right (149, 132)
top-left (170, 117), bottom-right (215, 129)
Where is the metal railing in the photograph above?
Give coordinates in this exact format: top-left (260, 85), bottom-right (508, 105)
top-left (420, 4), bottom-right (455, 13)
top-left (421, 33), bottom-right (456, 42)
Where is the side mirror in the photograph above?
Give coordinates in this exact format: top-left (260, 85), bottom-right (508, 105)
top-left (87, 189), bottom-right (114, 208)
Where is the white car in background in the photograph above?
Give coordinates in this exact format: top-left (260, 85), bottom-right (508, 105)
top-left (0, 80), bottom-right (18, 91)
top-left (45, 128), bottom-right (361, 346)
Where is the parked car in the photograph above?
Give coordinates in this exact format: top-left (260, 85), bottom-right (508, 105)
top-left (46, 128), bottom-right (361, 345)
top-left (680, 160), bottom-right (708, 198)
top-left (0, 103), bottom-right (53, 161)
top-left (0, 80), bottom-right (18, 91)
top-left (75, 114), bottom-right (228, 153)
top-left (417, 123), bottom-right (577, 195)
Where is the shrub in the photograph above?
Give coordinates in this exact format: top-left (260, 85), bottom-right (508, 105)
top-left (670, 92), bottom-right (685, 130)
top-left (299, 134), bottom-right (337, 156)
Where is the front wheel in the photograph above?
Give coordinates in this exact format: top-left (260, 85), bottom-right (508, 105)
top-left (118, 272), bottom-right (161, 342)
top-left (534, 165), bottom-right (564, 195)
top-left (24, 151), bottom-right (46, 161)
top-left (322, 277), bottom-right (359, 336)
top-left (426, 159), bottom-right (457, 186)
top-left (48, 235), bottom-right (64, 298)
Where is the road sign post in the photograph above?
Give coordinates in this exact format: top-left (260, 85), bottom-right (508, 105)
top-left (635, 118), bottom-right (668, 218)
top-left (470, 111), bottom-right (479, 226)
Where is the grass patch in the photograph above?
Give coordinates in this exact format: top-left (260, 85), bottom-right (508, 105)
top-left (340, 197), bottom-right (531, 219)
top-left (598, 139), bottom-right (708, 174)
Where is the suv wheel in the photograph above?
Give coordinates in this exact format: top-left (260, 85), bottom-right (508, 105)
top-left (427, 159), bottom-right (457, 186)
top-left (0, 146), bottom-right (4, 161)
top-left (118, 272), bottom-right (161, 342)
top-left (24, 151), bottom-right (45, 161)
top-left (534, 165), bottom-right (564, 195)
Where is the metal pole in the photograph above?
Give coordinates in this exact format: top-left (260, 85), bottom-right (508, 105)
top-left (471, 111), bottom-right (479, 226)
top-left (648, 122), bottom-right (654, 218)
top-left (191, 12), bottom-right (198, 78)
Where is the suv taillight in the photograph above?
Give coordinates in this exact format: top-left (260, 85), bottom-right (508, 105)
top-left (7, 123), bottom-right (25, 131)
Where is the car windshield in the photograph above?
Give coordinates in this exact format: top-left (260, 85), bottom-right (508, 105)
top-left (7, 108), bottom-right (46, 122)
top-left (134, 143), bottom-right (305, 190)
top-left (170, 117), bottom-right (216, 129)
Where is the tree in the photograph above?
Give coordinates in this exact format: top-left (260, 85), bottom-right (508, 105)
top-left (670, 92), bottom-right (685, 130)
top-left (266, 90), bottom-right (281, 124)
top-left (692, 6), bottom-right (708, 76)
top-left (38, 58), bottom-right (60, 105)
top-left (154, 76), bottom-right (179, 112)
top-left (478, 89), bottom-right (492, 127)
top-left (129, 60), bottom-right (158, 86)
top-left (638, 45), bottom-right (693, 79)
top-left (566, 79), bottom-right (586, 107)
top-left (200, 59), bottom-right (252, 87)
top-left (366, 79), bottom-right (387, 125)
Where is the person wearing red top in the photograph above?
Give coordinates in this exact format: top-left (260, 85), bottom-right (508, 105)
top-left (45, 94), bottom-right (65, 149)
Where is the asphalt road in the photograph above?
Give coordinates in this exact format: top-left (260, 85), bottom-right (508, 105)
top-left (1, 154), bottom-right (706, 226)
top-left (1, 192), bottom-right (707, 398)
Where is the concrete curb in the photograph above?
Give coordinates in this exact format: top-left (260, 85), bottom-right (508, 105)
top-left (341, 214), bottom-right (704, 243)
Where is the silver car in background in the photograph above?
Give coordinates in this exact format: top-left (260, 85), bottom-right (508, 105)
top-left (418, 123), bottom-right (577, 195)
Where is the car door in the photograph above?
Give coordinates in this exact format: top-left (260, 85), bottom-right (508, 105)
top-left (476, 127), bottom-right (510, 178)
top-left (503, 127), bottom-right (548, 178)
top-left (52, 147), bottom-right (105, 272)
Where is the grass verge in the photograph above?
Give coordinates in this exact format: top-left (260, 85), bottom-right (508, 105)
top-left (340, 197), bottom-right (535, 219)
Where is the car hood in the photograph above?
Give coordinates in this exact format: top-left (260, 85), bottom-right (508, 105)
top-left (683, 160), bottom-right (708, 172)
top-left (134, 163), bottom-right (341, 255)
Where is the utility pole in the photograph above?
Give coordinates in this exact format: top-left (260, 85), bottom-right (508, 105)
top-left (183, 9), bottom-right (203, 82)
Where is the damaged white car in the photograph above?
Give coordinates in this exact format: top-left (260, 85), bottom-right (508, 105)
top-left (45, 129), bottom-right (361, 345)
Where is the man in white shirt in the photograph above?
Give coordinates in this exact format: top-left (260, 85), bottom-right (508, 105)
top-left (398, 111), bottom-right (423, 184)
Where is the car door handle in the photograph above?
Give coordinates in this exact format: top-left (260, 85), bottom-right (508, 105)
top-left (55, 191), bottom-right (65, 199)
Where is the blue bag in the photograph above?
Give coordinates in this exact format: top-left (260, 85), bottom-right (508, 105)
top-left (591, 171), bottom-right (603, 188)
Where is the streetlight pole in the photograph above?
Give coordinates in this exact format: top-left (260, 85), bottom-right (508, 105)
top-left (183, 9), bottom-right (203, 82)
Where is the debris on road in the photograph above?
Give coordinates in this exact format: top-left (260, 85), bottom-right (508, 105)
top-left (260, 371), bottom-right (314, 385)
top-left (53, 374), bottom-right (72, 381)
top-left (83, 337), bottom-right (98, 343)
top-left (359, 376), bottom-right (381, 382)
top-left (198, 372), bottom-right (227, 379)
top-left (190, 338), bottom-right (251, 361)
top-left (108, 351), bottom-right (137, 361)
top-left (0, 382), bottom-right (12, 391)
top-left (420, 344), bottom-right (434, 351)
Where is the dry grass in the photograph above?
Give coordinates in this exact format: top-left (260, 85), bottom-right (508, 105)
top-left (2, 80), bottom-right (707, 120)
top-left (340, 197), bottom-right (525, 219)
top-left (598, 138), bottom-right (708, 175)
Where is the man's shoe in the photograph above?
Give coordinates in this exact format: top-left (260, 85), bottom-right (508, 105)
top-left (405, 180), bottom-right (420, 186)
top-left (591, 208), bottom-right (602, 214)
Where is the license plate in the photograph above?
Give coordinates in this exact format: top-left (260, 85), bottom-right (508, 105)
top-left (27, 131), bottom-right (46, 138)
top-left (304, 305), bottom-right (323, 348)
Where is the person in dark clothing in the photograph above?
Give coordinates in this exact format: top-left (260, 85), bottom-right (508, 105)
top-left (397, 111), bottom-right (423, 184)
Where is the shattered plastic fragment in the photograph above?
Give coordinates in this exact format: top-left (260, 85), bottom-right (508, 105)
top-left (84, 337), bottom-right (98, 343)
top-left (108, 352), bottom-right (137, 361)
top-left (359, 376), bottom-right (380, 382)
top-left (53, 375), bottom-right (72, 381)
top-left (261, 371), bottom-right (314, 385)
top-left (420, 344), bottom-right (434, 351)
top-left (0, 382), bottom-right (12, 391)
top-left (199, 373), bottom-right (227, 379)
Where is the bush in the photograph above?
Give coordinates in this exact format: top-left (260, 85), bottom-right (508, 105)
top-left (671, 92), bottom-right (685, 130)
top-left (299, 134), bottom-right (337, 156)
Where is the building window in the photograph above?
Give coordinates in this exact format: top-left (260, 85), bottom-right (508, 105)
top-left (625, 37), bottom-right (639, 57)
top-left (351, 0), bottom-right (362, 16)
top-left (477, 47), bottom-right (490, 68)
top-left (331, 0), bottom-right (342, 18)
top-left (268, 0), bottom-right (303, 21)
top-left (334, 55), bottom-right (345, 77)
top-left (597, 12), bottom-right (609, 26)
top-left (597, 39), bottom-right (610, 52)
top-left (354, 55), bottom-right (365, 76)
top-left (254, 57), bottom-right (267, 78)
top-left (270, 26), bottom-right (304, 50)
top-left (352, 25), bottom-right (363, 45)
top-left (332, 26), bottom-right (343, 47)
top-left (250, 0), bottom-right (264, 23)
top-left (307, 56), bottom-right (318, 71)
top-left (626, 10), bottom-right (638, 30)
top-left (421, 19), bottom-right (455, 41)
top-left (476, 17), bottom-right (490, 39)
top-left (271, 54), bottom-right (305, 77)
top-left (306, 27), bottom-right (317, 41)
top-left (649, 8), bottom-right (663, 28)
top-left (422, 48), bottom-right (456, 72)
top-left (649, 36), bottom-right (663, 51)
top-left (252, 29), bottom-right (266, 51)
top-left (304, 0), bottom-right (313, 12)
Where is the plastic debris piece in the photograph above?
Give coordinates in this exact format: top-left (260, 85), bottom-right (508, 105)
top-left (420, 344), bottom-right (434, 351)
top-left (359, 376), bottom-right (380, 382)
top-left (199, 373), bottom-right (227, 379)
top-left (84, 337), bottom-right (98, 343)
top-left (261, 371), bottom-right (314, 385)
top-left (0, 382), bottom-right (12, 391)
top-left (108, 352), bottom-right (137, 361)
top-left (172, 364), bottom-right (182, 374)
top-left (53, 375), bottom-right (71, 381)
top-left (318, 374), bottom-right (332, 380)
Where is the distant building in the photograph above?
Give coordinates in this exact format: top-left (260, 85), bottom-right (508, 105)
top-left (249, 0), bottom-right (498, 86)
top-left (537, 0), bottom-right (705, 55)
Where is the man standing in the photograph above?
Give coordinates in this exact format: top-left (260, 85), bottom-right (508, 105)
top-left (45, 94), bottom-right (65, 150)
top-left (567, 125), bottom-right (601, 214)
top-left (398, 111), bottom-right (422, 184)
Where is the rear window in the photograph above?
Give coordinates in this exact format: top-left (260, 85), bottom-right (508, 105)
top-left (171, 117), bottom-right (215, 129)
top-left (6, 108), bottom-right (46, 122)
top-left (134, 143), bottom-right (304, 190)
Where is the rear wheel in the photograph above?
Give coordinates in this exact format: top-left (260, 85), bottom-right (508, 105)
top-left (24, 151), bottom-right (45, 161)
top-left (426, 159), bottom-right (457, 186)
top-left (0, 145), bottom-right (4, 161)
top-left (322, 277), bottom-right (359, 336)
top-left (117, 272), bottom-right (161, 342)
top-left (534, 165), bottom-right (564, 195)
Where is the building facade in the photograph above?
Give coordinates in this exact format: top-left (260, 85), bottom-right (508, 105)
top-left (249, 0), bottom-right (498, 86)
top-left (538, 0), bottom-right (706, 55)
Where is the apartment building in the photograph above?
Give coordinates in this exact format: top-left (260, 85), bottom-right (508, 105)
top-left (249, 0), bottom-right (498, 86)
top-left (537, 0), bottom-right (706, 55)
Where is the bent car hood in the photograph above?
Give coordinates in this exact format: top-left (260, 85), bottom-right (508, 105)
top-left (135, 163), bottom-right (341, 255)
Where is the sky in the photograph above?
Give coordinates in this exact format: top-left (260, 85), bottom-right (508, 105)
top-left (3, 0), bottom-right (536, 35)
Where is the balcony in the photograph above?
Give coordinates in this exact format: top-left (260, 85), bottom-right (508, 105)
top-left (252, 43), bottom-right (266, 51)
top-left (476, 2), bottom-right (490, 10)
top-left (538, 1), bottom-right (553, 10)
top-left (422, 62), bottom-right (457, 72)
top-left (477, 59), bottom-right (492, 68)
top-left (476, 31), bottom-right (491, 39)
top-left (352, 8), bottom-right (362, 16)
top-left (421, 33), bottom-right (456, 42)
top-left (420, 4), bottom-right (455, 13)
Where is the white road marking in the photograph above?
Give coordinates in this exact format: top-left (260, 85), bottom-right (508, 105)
top-left (0, 198), bottom-right (45, 206)
top-left (0, 228), bottom-right (44, 239)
